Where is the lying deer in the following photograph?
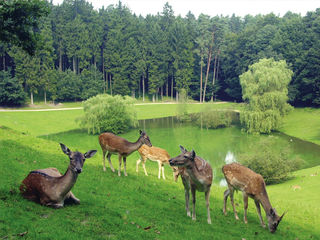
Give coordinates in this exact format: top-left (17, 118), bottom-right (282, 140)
top-left (169, 145), bottom-right (213, 224)
top-left (20, 143), bottom-right (97, 208)
top-left (99, 130), bottom-right (152, 176)
top-left (222, 163), bottom-right (285, 233)
top-left (136, 144), bottom-right (175, 180)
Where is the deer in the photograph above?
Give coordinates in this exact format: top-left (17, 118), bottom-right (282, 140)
top-left (222, 162), bottom-right (285, 233)
top-left (19, 143), bottom-right (97, 208)
top-left (169, 145), bottom-right (213, 224)
top-left (136, 144), bottom-right (176, 180)
top-left (99, 130), bottom-right (152, 176)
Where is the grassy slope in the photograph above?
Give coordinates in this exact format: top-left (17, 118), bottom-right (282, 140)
top-left (0, 127), bottom-right (319, 240)
top-left (280, 107), bottom-right (320, 145)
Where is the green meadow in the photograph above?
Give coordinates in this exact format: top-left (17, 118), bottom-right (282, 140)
top-left (0, 103), bottom-right (319, 239)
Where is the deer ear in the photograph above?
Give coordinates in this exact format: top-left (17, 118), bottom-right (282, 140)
top-left (179, 145), bottom-right (187, 153)
top-left (191, 149), bottom-right (196, 159)
top-left (139, 130), bottom-right (143, 135)
top-left (60, 143), bottom-right (71, 156)
top-left (84, 150), bottom-right (97, 159)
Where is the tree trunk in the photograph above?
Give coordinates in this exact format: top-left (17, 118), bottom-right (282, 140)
top-left (203, 32), bottom-right (214, 103)
top-left (176, 91), bottom-right (179, 102)
top-left (132, 89), bottom-right (135, 98)
top-left (171, 76), bottom-right (174, 101)
top-left (142, 74), bottom-right (145, 102)
top-left (109, 74), bottom-right (112, 95)
top-left (152, 94), bottom-right (155, 102)
top-left (44, 90), bottom-right (47, 105)
top-left (73, 56), bottom-right (76, 74)
top-left (211, 54), bottom-right (218, 102)
top-left (200, 58), bottom-right (203, 103)
top-left (2, 54), bottom-right (5, 70)
top-left (160, 85), bottom-right (163, 100)
top-left (59, 49), bottom-right (62, 71)
top-left (166, 79), bottom-right (169, 97)
top-left (30, 92), bottom-right (34, 105)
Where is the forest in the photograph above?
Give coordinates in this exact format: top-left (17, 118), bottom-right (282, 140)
top-left (1, 0), bottom-right (319, 106)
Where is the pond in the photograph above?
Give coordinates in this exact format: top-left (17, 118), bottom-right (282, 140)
top-left (41, 116), bottom-right (320, 185)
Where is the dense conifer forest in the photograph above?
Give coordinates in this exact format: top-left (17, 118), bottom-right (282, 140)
top-left (1, 0), bottom-right (319, 106)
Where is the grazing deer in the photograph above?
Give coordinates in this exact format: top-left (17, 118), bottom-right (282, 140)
top-left (99, 130), bottom-right (152, 176)
top-left (20, 143), bottom-right (97, 208)
top-left (222, 163), bottom-right (285, 233)
top-left (136, 144), bottom-right (175, 180)
top-left (169, 145), bottom-right (213, 224)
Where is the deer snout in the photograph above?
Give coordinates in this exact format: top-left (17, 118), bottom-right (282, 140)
top-left (169, 159), bottom-right (174, 166)
top-left (76, 168), bottom-right (82, 173)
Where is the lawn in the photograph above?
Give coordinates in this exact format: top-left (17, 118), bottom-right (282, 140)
top-left (0, 127), bottom-right (319, 240)
top-left (0, 102), bottom-right (319, 239)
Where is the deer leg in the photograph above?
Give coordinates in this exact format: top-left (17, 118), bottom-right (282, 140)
top-left (243, 192), bottom-right (248, 224)
top-left (229, 187), bottom-right (239, 220)
top-left (223, 189), bottom-right (230, 215)
top-left (118, 154), bottom-right (122, 176)
top-left (162, 165), bottom-right (166, 180)
top-left (136, 158), bottom-right (141, 173)
top-left (185, 186), bottom-right (191, 217)
top-left (157, 161), bottom-right (162, 179)
top-left (142, 158), bottom-right (148, 176)
top-left (254, 200), bottom-right (266, 228)
top-left (191, 186), bottom-right (196, 221)
top-left (123, 157), bottom-right (127, 177)
top-left (102, 150), bottom-right (106, 171)
top-left (67, 191), bottom-right (80, 204)
top-left (205, 189), bottom-right (211, 224)
top-left (107, 153), bottom-right (115, 172)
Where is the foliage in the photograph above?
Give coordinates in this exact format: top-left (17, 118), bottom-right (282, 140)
top-left (80, 66), bottom-right (104, 100)
top-left (0, 70), bottom-right (26, 106)
top-left (78, 94), bottom-right (138, 134)
top-left (0, 0), bottom-right (49, 55)
top-left (240, 58), bottom-right (293, 134)
top-left (55, 70), bottom-right (81, 102)
top-left (196, 107), bottom-right (234, 129)
top-left (238, 137), bottom-right (303, 184)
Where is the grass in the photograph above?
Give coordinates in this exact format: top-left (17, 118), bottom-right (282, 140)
top-left (0, 102), bottom-right (239, 136)
top-left (280, 107), bottom-right (320, 145)
top-left (0, 127), bottom-right (319, 240)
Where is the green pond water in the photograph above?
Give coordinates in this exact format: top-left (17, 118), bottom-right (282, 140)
top-left (41, 116), bottom-right (320, 185)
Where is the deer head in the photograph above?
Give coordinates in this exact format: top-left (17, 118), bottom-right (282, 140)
top-left (60, 143), bottom-right (97, 174)
top-left (139, 130), bottom-right (152, 147)
top-left (169, 145), bottom-right (196, 169)
top-left (267, 208), bottom-right (286, 233)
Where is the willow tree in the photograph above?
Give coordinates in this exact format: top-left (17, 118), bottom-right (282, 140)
top-left (240, 58), bottom-right (293, 134)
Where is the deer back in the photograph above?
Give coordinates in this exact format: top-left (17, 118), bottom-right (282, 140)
top-left (99, 132), bottom-right (132, 154)
top-left (138, 145), bottom-right (170, 163)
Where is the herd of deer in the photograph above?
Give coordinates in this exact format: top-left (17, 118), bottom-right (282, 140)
top-left (20, 130), bottom-right (285, 233)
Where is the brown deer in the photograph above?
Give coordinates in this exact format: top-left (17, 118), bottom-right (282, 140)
top-left (136, 144), bottom-right (175, 180)
top-left (169, 145), bottom-right (213, 224)
top-left (222, 163), bottom-right (285, 233)
top-left (99, 130), bottom-right (152, 176)
top-left (20, 143), bottom-right (97, 208)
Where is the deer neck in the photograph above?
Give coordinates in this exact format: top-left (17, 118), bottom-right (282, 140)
top-left (127, 137), bottom-right (144, 154)
top-left (257, 190), bottom-right (273, 216)
top-left (55, 166), bottom-right (78, 197)
top-left (185, 162), bottom-right (205, 186)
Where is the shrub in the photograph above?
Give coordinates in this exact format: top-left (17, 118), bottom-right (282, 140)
top-left (238, 137), bottom-right (303, 184)
top-left (78, 94), bottom-right (138, 134)
top-left (0, 70), bottom-right (26, 106)
top-left (196, 107), bottom-right (235, 129)
top-left (176, 88), bottom-right (191, 122)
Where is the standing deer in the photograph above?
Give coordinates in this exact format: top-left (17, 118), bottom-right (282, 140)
top-left (136, 144), bottom-right (175, 180)
top-left (99, 130), bottom-right (152, 176)
top-left (20, 143), bottom-right (97, 208)
top-left (222, 163), bottom-right (285, 233)
top-left (169, 145), bottom-right (213, 224)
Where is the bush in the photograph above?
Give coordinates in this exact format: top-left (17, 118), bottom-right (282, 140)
top-left (78, 94), bottom-right (138, 134)
top-left (238, 137), bottom-right (303, 184)
top-left (0, 70), bottom-right (26, 106)
top-left (196, 108), bottom-right (234, 129)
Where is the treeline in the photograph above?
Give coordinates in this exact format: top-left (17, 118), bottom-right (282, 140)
top-left (1, 0), bottom-right (319, 106)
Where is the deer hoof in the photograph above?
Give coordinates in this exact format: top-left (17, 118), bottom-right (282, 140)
top-left (187, 212), bottom-right (191, 217)
top-left (103, 167), bottom-right (106, 172)
top-left (208, 219), bottom-right (212, 224)
top-left (235, 215), bottom-right (239, 220)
